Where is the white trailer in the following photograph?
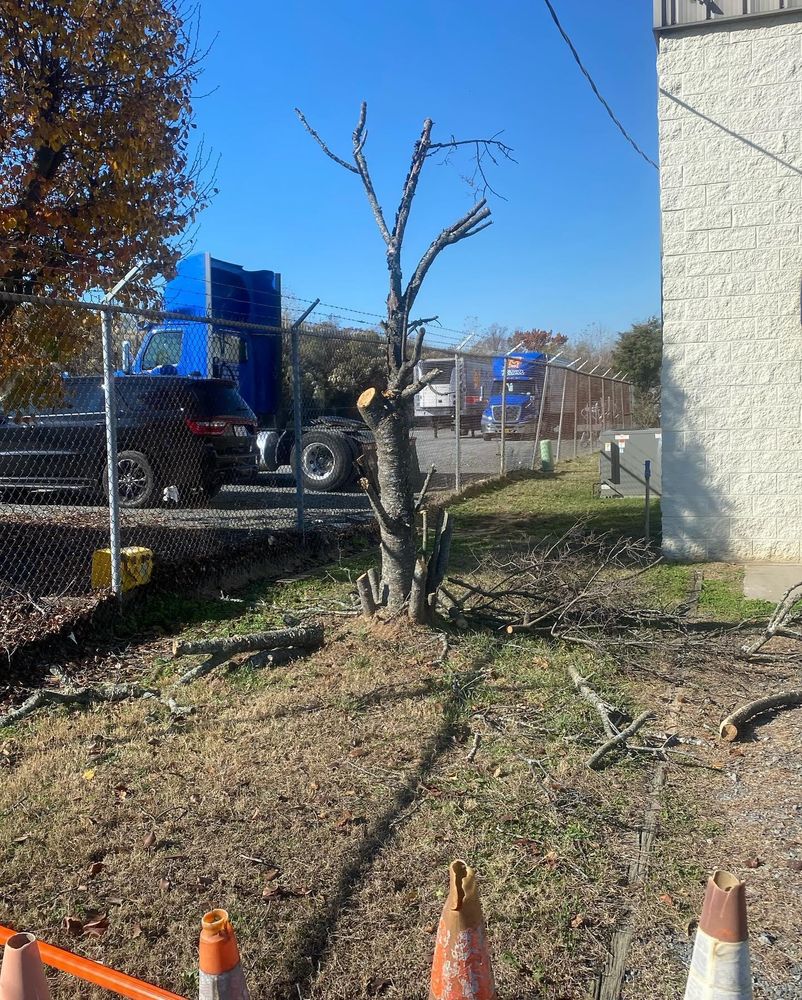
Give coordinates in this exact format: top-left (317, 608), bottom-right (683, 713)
top-left (413, 357), bottom-right (492, 436)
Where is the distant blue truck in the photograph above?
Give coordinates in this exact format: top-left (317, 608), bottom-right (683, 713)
top-left (480, 351), bottom-right (549, 439)
top-left (125, 253), bottom-right (369, 491)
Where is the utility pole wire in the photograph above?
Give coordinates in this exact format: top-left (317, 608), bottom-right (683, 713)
top-left (541, 0), bottom-right (659, 171)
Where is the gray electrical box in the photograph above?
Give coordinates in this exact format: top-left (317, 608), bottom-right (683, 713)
top-left (599, 428), bottom-right (662, 498)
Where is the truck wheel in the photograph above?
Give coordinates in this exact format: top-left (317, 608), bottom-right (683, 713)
top-left (103, 450), bottom-right (156, 508)
top-left (291, 430), bottom-right (353, 492)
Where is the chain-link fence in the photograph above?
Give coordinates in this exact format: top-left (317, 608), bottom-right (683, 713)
top-left (0, 290), bottom-right (633, 630)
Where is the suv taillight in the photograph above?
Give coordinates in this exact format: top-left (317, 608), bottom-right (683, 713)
top-left (185, 417), bottom-right (228, 435)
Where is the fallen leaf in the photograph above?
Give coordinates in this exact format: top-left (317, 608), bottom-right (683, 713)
top-left (63, 916), bottom-right (83, 936)
top-left (658, 893), bottom-right (675, 907)
top-left (263, 868), bottom-right (279, 882)
top-left (83, 769), bottom-right (95, 781)
top-left (334, 812), bottom-right (366, 832)
top-left (82, 916), bottom-right (109, 938)
top-left (142, 831), bottom-right (157, 849)
top-left (570, 913), bottom-right (587, 929)
top-left (87, 862), bottom-right (105, 877)
top-left (542, 850), bottom-right (560, 869)
top-left (262, 884), bottom-right (280, 899)
top-left (349, 747), bottom-right (369, 758)
top-left (130, 922), bottom-right (143, 940)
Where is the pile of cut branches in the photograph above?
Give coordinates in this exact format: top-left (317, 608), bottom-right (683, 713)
top-left (443, 526), bottom-right (733, 654)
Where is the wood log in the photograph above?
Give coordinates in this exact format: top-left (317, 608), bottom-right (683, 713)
top-left (719, 689), bottom-right (802, 741)
top-left (356, 573), bottom-right (377, 616)
top-left (172, 625), bottom-right (324, 658)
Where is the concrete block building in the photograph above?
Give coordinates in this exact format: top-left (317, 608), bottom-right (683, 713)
top-left (655, 1), bottom-right (802, 560)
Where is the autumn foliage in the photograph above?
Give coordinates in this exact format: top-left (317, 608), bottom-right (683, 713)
top-left (0, 0), bottom-right (211, 383)
top-left (515, 328), bottom-right (568, 354)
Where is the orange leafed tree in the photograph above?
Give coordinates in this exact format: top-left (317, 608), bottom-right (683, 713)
top-left (0, 0), bottom-right (212, 384)
top-left (516, 328), bottom-right (568, 354)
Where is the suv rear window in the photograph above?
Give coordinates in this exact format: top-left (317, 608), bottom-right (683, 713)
top-left (190, 382), bottom-right (254, 419)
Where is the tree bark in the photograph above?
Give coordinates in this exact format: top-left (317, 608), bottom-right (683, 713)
top-left (172, 625), bottom-right (323, 658)
top-left (358, 387), bottom-right (418, 607)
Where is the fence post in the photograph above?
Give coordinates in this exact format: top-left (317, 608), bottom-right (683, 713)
top-left (531, 357), bottom-right (551, 470)
top-left (573, 367), bottom-right (580, 459)
top-left (290, 323), bottom-right (305, 535)
top-left (601, 376), bottom-right (608, 433)
top-left (101, 306), bottom-right (122, 596)
top-left (555, 364), bottom-right (569, 464)
top-left (644, 459), bottom-right (652, 542)
top-left (499, 356), bottom-right (509, 477)
top-left (454, 352), bottom-right (461, 493)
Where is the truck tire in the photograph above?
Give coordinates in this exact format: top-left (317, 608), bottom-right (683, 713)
top-left (291, 430), bottom-right (353, 492)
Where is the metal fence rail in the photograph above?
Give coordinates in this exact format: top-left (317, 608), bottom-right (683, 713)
top-left (0, 291), bottom-right (634, 622)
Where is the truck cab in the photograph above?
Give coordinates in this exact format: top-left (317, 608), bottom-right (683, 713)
top-left (481, 351), bottom-right (548, 440)
top-left (130, 254), bottom-right (282, 426)
top-left (128, 253), bottom-right (366, 492)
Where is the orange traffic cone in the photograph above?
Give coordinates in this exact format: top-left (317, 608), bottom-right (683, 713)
top-left (429, 860), bottom-right (496, 1000)
top-left (199, 910), bottom-right (249, 1000)
top-left (0, 933), bottom-right (51, 1000)
top-left (685, 870), bottom-right (753, 1000)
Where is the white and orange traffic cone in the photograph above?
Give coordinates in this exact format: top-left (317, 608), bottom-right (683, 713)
top-left (0, 932), bottom-right (51, 1000)
top-left (685, 869), bottom-right (753, 1000)
top-left (429, 860), bottom-right (496, 1000)
top-left (199, 909), bottom-right (249, 1000)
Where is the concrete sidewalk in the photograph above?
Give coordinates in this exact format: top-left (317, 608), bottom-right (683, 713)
top-left (743, 563), bottom-right (802, 602)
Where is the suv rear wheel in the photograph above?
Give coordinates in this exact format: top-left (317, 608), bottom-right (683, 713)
top-left (291, 430), bottom-right (353, 491)
top-left (103, 450), bottom-right (157, 508)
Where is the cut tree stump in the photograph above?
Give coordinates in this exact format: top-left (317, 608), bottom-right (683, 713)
top-left (356, 573), bottom-right (377, 617)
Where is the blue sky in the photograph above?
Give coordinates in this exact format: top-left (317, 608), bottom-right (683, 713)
top-left (192, 1), bottom-right (660, 346)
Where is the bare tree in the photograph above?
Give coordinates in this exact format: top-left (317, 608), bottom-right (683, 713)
top-left (296, 102), bottom-right (512, 613)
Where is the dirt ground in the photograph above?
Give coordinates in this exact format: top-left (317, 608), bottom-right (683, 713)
top-left (0, 461), bottom-right (799, 999)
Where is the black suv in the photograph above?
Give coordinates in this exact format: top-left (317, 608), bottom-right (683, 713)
top-left (0, 375), bottom-right (258, 508)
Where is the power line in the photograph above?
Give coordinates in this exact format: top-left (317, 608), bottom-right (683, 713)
top-left (540, 0), bottom-right (658, 170)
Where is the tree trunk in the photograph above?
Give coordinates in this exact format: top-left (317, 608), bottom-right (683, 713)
top-left (358, 386), bottom-right (418, 608)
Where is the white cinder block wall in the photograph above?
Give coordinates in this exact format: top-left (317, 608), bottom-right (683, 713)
top-left (658, 12), bottom-right (802, 562)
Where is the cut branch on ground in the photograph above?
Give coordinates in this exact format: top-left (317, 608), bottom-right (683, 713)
top-left (172, 625), bottom-right (324, 658)
top-left (719, 690), bottom-right (802, 742)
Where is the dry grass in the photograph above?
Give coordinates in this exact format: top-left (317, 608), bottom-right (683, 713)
top-left (1, 460), bottom-right (800, 999)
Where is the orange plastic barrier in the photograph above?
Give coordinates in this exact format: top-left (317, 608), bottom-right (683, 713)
top-left (0, 926), bottom-right (186, 1000)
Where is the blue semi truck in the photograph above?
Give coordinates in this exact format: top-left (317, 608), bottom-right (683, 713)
top-left (126, 253), bottom-right (369, 491)
top-left (480, 351), bottom-right (549, 439)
